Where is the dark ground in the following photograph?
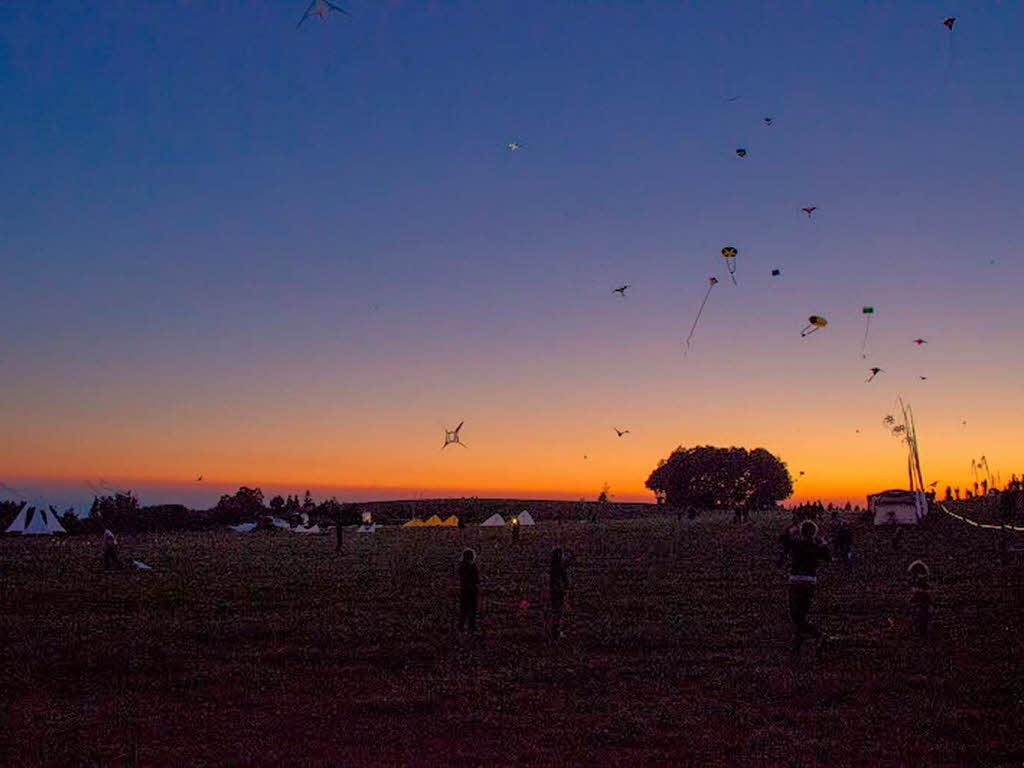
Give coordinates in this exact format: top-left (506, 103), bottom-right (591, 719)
top-left (2, 508), bottom-right (1023, 767)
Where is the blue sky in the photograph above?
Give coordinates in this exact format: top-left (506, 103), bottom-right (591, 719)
top-left (2, 1), bottom-right (1022, 511)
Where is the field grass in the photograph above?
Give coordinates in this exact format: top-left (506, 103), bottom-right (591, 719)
top-left (2, 511), bottom-right (1023, 767)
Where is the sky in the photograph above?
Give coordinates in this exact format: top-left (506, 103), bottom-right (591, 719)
top-left (2, 1), bottom-right (1023, 511)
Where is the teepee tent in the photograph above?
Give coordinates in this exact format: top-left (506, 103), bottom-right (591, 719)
top-left (423, 515), bottom-right (444, 527)
top-left (441, 515), bottom-right (459, 527)
top-left (6, 506), bottom-right (29, 533)
top-left (480, 513), bottom-right (505, 527)
top-left (15, 507), bottom-right (66, 535)
top-left (517, 511), bottom-right (536, 526)
top-left (403, 518), bottom-right (424, 528)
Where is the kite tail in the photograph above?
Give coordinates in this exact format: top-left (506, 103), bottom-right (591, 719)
top-left (684, 284), bottom-right (715, 356)
top-left (861, 316), bottom-right (871, 356)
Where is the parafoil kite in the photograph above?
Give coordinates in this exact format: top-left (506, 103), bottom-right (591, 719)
top-left (763, 117), bottom-right (773, 126)
top-left (684, 277), bottom-right (719, 355)
top-left (913, 338), bottom-right (927, 345)
top-left (297, 0), bottom-right (349, 28)
top-left (771, 268), bottom-right (781, 276)
top-left (866, 367), bottom-right (883, 382)
top-left (800, 315), bottom-right (827, 337)
top-left (801, 206), bottom-right (817, 218)
top-left (943, 17), bottom-right (955, 30)
top-left (736, 148), bottom-right (747, 157)
top-left (721, 246), bottom-right (738, 285)
top-left (861, 306), bottom-right (874, 356)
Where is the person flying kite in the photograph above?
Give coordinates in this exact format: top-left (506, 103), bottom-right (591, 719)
top-left (721, 246), bottom-right (738, 285)
top-left (866, 367), bottom-right (883, 383)
top-left (684, 277), bottom-right (719, 355)
top-left (801, 315), bottom-right (828, 337)
top-left (612, 285), bottom-right (630, 297)
top-left (297, 0), bottom-right (349, 28)
top-left (442, 422), bottom-right (467, 450)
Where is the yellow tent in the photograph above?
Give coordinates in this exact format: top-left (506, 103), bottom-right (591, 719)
top-left (403, 518), bottom-right (424, 527)
top-left (423, 515), bottom-right (444, 526)
top-left (441, 515), bottom-right (459, 527)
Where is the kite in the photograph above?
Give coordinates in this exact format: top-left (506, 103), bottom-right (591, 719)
top-left (913, 338), bottom-right (927, 345)
top-left (866, 367), bottom-right (883, 382)
top-left (771, 268), bottom-right (781, 276)
top-left (721, 246), bottom-right (738, 285)
top-left (297, 0), bottom-right (349, 28)
top-left (612, 285), bottom-right (630, 297)
top-left (920, 376), bottom-right (928, 380)
top-left (943, 17), bottom-right (955, 30)
top-left (196, 475), bottom-right (203, 482)
top-left (442, 422), bottom-right (467, 450)
top-left (614, 428), bottom-right (631, 437)
top-left (735, 148), bottom-right (747, 157)
top-left (507, 142), bottom-right (522, 152)
top-left (801, 206), bottom-right (817, 218)
top-left (861, 306), bottom-right (874, 356)
top-left (800, 315), bottom-right (827, 337)
top-left (763, 117), bottom-right (773, 126)
top-left (684, 277), bottom-right (719, 355)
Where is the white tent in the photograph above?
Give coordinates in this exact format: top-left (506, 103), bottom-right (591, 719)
top-left (6, 507), bottom-right (29, 533)
top-left (480, 513), bottom-right (505, 527)
top-left (10, 507), bottom-right (66, 535)
top-left (357, 523), bottom-right (377, 533)
top-left (517, 511), bottom-right (536, 526)
top-left (271, 518), bottom-right (291, 529)
top-left (230, 522), bottom-right (258, 533)
top-left (292, 524), bottom-right (323, 534)
top-left (869, 490), bottom-right (925, 525)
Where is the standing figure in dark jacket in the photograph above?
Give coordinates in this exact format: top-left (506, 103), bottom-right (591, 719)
top-left (549, 547), bottom-right (572, 639)
top-left (458, 549), bottom-right (479, 632)
top-left (907, 560), bottom-right (932, 639)
top-left (779, 520), bottom-right (831, 654)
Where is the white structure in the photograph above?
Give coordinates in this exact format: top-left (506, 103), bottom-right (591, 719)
top-left (229, 522), bottom-right (258, 533)
top-left (357, 523), bottom-right (377, 533)
top-left (480, 513), bottom-right (505, 527)
top-left (6, 507), bottom-right (66, 535)
top-left (292, 524), bottom-right (323, 534)
top-left (516, 511), bottom-right (536, 526)
top-left (869, 490), bottom-right (926, 526)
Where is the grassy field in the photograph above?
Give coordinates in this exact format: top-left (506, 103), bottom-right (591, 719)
top-left (2, 510), bottom-right (1023, 767)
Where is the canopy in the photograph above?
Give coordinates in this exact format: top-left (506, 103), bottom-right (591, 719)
top-left (402, 518), bottom-right (424, 527)
top-left (441, 515), bottom-right (459, 527)
top-left (423, 515), bottom-right (444, 526)
top-left (480, 513), bottom-right (505, 527)
top-left (517, 511), bottom-right (536, 526)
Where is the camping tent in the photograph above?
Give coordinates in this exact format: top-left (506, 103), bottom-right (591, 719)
top-left (480, 513), bottom-right (505, 527)
top-left (517, 511), bottom-right (536, 526)
top-left (292, 524), bottom-right (323, 534)
top-left (423, 515), bottom-right (444, 527)
top-left (403, 518), bottom-right (424, 528)
top-left (8, 507), bottom-right (66, 535)
top-left (441, 515), bottom-right (459, 527)
top-left (869, 490), bottom-right (926, 525)
top-left (230, 522), bottom-right (258, 533)
top-left (357, 523), bottom-right (377, 533)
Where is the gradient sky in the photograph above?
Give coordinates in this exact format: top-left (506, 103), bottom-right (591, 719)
top-left (2, 1), bottom-right (1023, 511)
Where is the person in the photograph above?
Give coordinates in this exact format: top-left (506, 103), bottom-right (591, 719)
top-left (457, 549), bottom-right (479, 633)
top-left (102, 529), bottom-right (121, 570)
top-left (779, 520), bottom-right (831, 654)
top-left (549, 547), bottom-right (572, 639)
top-left (829, 510), bottom-right (853, 563)
top-left (907, 560), bottom-right (932, 639)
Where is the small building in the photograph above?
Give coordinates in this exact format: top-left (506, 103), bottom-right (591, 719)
top-left (868, 489), bottom-right (928, 525)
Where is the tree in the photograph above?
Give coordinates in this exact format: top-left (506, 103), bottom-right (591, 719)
top-left (645, 445), bottom-right (793, 511)
top-left (269, 496), bottom-right (285, 515)
top-left (213, 487), bottom-right (265, 524)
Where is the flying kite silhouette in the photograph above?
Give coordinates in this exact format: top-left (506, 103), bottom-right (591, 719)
top-left (801, 206), bottom-right (817, 218)
top-left (507, 142), bottom-right (522, 152)
top-left (297, 0), bottom-right (349, 28)
top-left (913, 338), bottom-right (928, 345)
top-left (735, 148), bottom-right (747, 157)
top-left (943, 17), bottom-right (955, 30)
top-left (801, 315), bottom-right (828, 337)
top-left (866, 367), bottom-right (883, 382)
top-left (614, 428), bottom-right (631, 437)
top-left (612, 285), bottom-right (630, 296)
top-left (763, 117), bottom-right (773, 126)
top-left (442, 422), bottom-right (468, 450)
top-left (196, 475), bottom-right (203, 482)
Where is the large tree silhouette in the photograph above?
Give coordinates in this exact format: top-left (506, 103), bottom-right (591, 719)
top-left (646, 445), bottom-right (793, 510)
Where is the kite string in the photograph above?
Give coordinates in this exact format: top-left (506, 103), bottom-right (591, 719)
top-left (861, 315), bottom-right (871, 356)
top-left (684, 283), bottom-right (715, 356)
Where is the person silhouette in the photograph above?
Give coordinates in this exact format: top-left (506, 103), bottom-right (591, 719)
top-left (779, 520), bottom-right (831, 654)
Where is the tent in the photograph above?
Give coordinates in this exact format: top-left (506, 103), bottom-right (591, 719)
top-left (8, 507), bottom-right (66, 535)
top-left (131, 560), bottom-right (152, 571)
top-left (869, 490), bottom-right (926, 525)
top-left (403, 518), bottom-right (424, 528)
top-left (441, 515), bottom-right (459, 527)
top-left (230, 522), bottom-right (258, 533)
top-left (480, 513), bottom-right (505, 527)
top-left (423, 515), bottom-right (444, 527)
top-left (271, 518), bottom-right (292, 529)
top-left (357, 523), bottom-right (377, 533)
top-left (292, 524), bottom-right (323, 534)
top-left (517, 511), bottom-right (536, 526)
